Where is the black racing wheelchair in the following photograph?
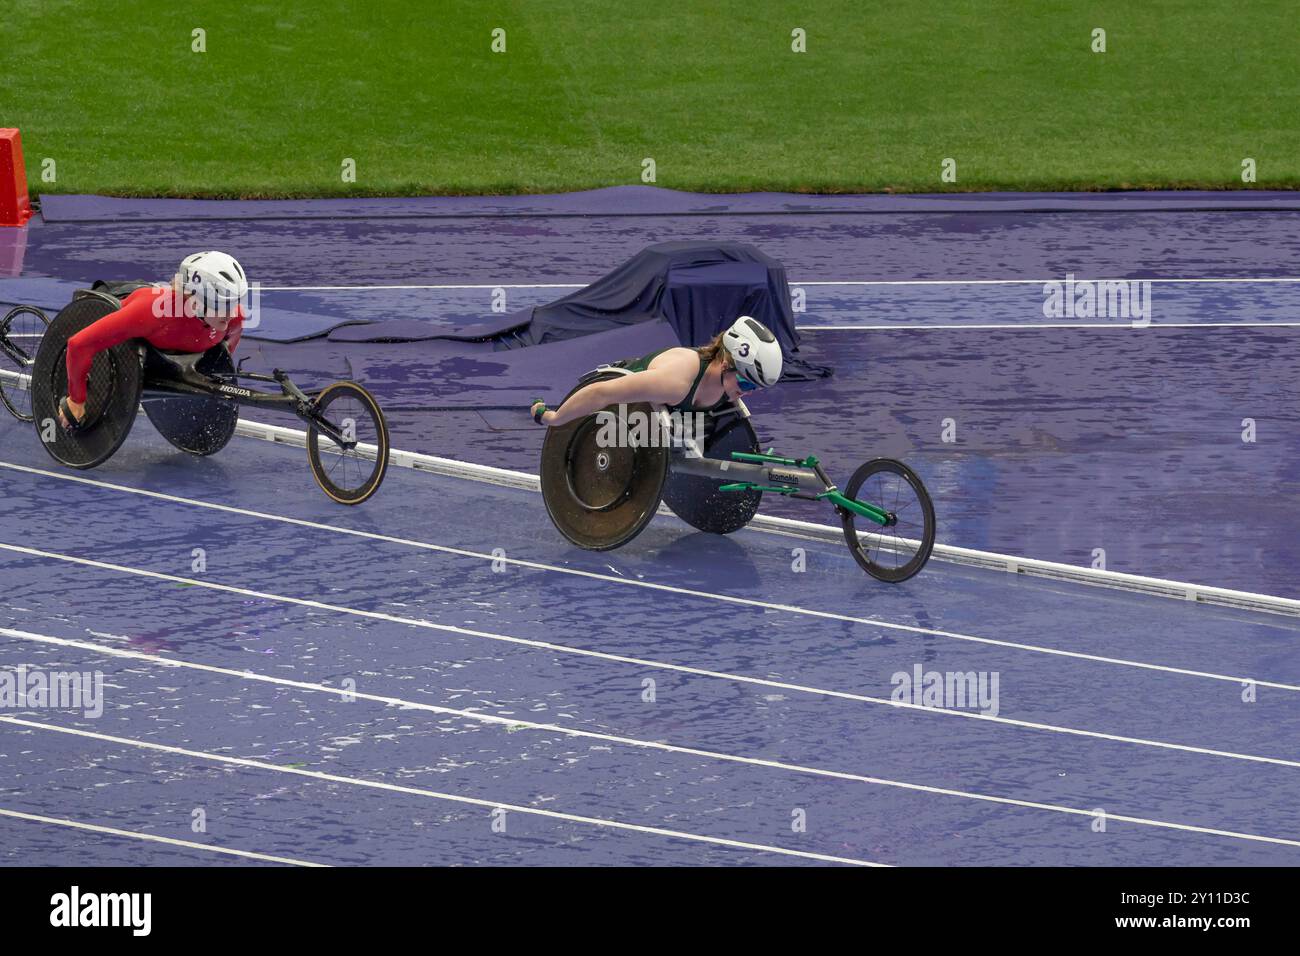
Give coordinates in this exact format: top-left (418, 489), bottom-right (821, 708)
top-left (0, 288), bottom-right (389, 505)
top-left (540, 368), bottom-right (937, 582)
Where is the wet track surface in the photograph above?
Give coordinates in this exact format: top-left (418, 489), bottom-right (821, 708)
top-left (2, 415), bottom-right (1298, 865)
top-left (8, 197), bottom-right (1299, 593)
top-left (2, 191), bottom-right (1298, 865)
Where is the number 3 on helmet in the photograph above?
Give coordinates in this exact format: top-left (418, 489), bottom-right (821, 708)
top-left (722, 316), bottom-right (783, 388)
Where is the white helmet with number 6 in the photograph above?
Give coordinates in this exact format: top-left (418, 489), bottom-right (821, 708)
top-left (177, 251), bottom-right (248, 324)
top-left (722, 315), bottom-right (783, 388)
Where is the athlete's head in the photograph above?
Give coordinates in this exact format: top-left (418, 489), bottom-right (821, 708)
top-left (176, 251), bottom-right (248, 327)
top-left (721, 315), bottom-right (783, 392)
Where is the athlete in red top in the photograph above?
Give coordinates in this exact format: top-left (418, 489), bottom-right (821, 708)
top-left (60, 251), bottom-right (249, 431)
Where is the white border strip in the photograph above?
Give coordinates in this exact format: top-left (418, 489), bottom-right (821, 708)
top-left (3, 366), bottom-right (1295, 617)
top-left (231, 417), bottom-right (1300, 618)
top-left (6, 460), bottom-right (1296, 689)
top-left (4, 532), bottom-right (1295, 691)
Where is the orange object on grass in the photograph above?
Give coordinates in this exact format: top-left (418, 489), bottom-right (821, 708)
top-left (0, 129), bottom-right (33, 227)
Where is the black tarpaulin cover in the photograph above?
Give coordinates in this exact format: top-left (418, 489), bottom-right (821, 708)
top-left (333, 241), bottom-right (831, 380)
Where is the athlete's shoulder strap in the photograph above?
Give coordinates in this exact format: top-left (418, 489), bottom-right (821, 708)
top-left (674, 352), bottom-right (710, 409)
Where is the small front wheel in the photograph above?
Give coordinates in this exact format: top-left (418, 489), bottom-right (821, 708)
top-left (306, 382), bottom-right (390, 505)
top-left (840, 458), bottom-right (936, 583)
top-left (0, 306), bottom-right (49, 422)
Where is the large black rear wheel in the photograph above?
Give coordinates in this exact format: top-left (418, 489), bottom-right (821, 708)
top-left (30, 293), bottom-right (141, 469)
top-left (540, 373), bottom-right (669, 550)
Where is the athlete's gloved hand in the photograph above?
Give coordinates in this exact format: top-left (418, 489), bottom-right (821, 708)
top-left (530, 399), bottom-right (548, 425)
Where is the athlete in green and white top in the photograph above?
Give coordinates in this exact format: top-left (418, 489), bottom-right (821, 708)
top-left (531, 316), bottom-right (783, 427)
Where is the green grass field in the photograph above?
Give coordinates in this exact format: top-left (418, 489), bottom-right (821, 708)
top-left (3, 0), bottom-right (1297, 197)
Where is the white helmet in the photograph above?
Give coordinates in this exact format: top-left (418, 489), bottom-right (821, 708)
top-left (722, 315), bottom-right (783, 388)
top-left (178, 251), bottom-right (248, 323)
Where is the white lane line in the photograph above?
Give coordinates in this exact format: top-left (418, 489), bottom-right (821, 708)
top-left (0, 716), bottom-right (880, 867)
top-left (799, 322), bottom-right (1300, 331)
top-left (259, 284), bottom-right (585, 291)
top-left (8, 419), bottom-right (1297, 617)
top-left (797, 278), bottom-right (1300, 286)
top-left (258, 277), bottom-right (1300, 291)
top-left (2, 556), bottom-right (1298, 772)
top-left (0, 806), bottom-right (325, 866)
top-left (5, 621), bottom-right (1300, 786)
top-left (4, 714), bottom-right (1297, 854)
top-left (2, 460), bottom-right (1296, 691)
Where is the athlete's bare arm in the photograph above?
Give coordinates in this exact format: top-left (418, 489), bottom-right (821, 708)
top-left (538, 348), bottom-right (699, 427)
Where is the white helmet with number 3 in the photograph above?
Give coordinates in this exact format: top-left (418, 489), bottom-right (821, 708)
top-left (722, 315), bottom-right (783, 388)
top-left (178, 251), bottom-right (248, 324)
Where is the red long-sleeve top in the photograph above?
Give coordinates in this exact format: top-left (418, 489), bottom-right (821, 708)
top-left (65, 286), bottom-right (243, 403)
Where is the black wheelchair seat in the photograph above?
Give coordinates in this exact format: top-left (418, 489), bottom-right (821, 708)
top-left (138, 342), bottom-right (240, 456)
top-left (142, 342), bottom-right (230, 389)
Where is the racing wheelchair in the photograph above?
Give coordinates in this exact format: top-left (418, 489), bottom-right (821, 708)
top-left (539, 368), bottom-right (937, 583)
top-left (1, 288), bottom-right (389, 505)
